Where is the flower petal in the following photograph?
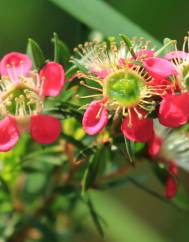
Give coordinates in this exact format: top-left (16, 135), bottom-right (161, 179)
top-left (148, 135), bottom-right (162, 156)
top-left (40, 61), bottom-right (65, 96)
top-left (30, 114), bottom-right (62, 144)
top-left (165, 176), bottom-right (177, 199)
top-left (148, 78), bottom-right (173, 95)
top-left (121, 109), bottom-right (154, 142)
top-left (0, 52), bottom-right (32, 77)
top-left (0, 117), bottom-right (19, 152)
top-left (168, 162), bottom-right (178, 176)
top-left (143, 57), bottom-right (178, 79)
top-left (158, 93), bottom-right (189, 128)
top-left (82, 101), bottom-right (108, 135)
top-left (165, 51), bottom-right (188, 61)
top-left (90, 68), bottom-right (110, 79)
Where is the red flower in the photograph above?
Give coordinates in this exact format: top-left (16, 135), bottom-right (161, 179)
top-left (148, 134), bottom-right (162, 157)
top-left (158, 93), bottom-right (189, 128)
top-left (30, 115), bottom-right (62, 144)
top-left (168, 162), bottom-right (178, 176)
top-left (0, 52), bottom-right (65, 151)
top-left (165, 162), bottom-right (178, 199)
top-left (148, 78), bottom-right (173, 96)
top-left (165, 176), bottom-right (177, 199)
top-left (40, 61), bottom-right (65, 96)
top-left (121, 109), bottom-right (154, 142)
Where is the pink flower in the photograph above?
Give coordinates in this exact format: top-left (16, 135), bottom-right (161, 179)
top-left (0, 52), bottom-right (32, 78)
top-left (158, 93), bottom-right (189, 128)
top-left (165, 50), bottom-right (188, 61)
top-left (163, 38), bottom-right (189, 92)
top-left (0, 52), bottom-right (65, 151)
top-left (82, 100), bottom-right (108, 135)
top-left (90, 69), bottom-right (110, 79)
top-left (0, 117), bottom-right (19, 152)
top-left (143, 57), bottom-right (178, 79)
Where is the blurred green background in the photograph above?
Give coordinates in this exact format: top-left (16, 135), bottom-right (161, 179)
top-left (0, 0), bottom-right (188, 55)
top-left (0, 0), bottom-right (189, 241)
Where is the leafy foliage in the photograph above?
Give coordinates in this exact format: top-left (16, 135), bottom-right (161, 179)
top-left (0, 1), bottom-right (189, 242)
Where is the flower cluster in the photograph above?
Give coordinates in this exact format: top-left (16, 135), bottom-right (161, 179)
top-left (71, 34), bottom-right (189, 199)
top-left (72, 35), bottom-right (189, 142)
top-left (0, 52), bottom-right (65, 151)
top-left (71, 37), bottom-right (172, 141)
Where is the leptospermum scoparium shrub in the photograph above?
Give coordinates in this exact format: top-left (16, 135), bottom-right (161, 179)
top-left (2, 33), bottom-right (189, 240)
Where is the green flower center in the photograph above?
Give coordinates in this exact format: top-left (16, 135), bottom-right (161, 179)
top-left (0, 79), bottom-right (43, 117)
top-left (6, 87), bottom-right (34, 115)
top-left (104, 70), bottom-right (145, 107)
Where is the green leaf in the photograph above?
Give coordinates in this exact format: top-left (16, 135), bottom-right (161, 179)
top-left (49, 102), bottom-right (83, 120)
top-left (134, 142), bottom-right (146, 154)
top-left (85, 196), bottom-right (105, 237)
top-left (124, 136), bottom-right (135, 165)
top-left (50, 0), bottom-right (161, 47)
top-left (54, 185), bottom-right (78, 196)
top-left (36, 155), bottom-right (64, 165)
top-left (86, 192), bottom-right (171, 242)
top-left (0, 176), bottom-right (10, 194)
top-left (153, 163), bottom-right (169, 185)
top-left (26, 38), bottom-right (46, 70)
top-left (82, 148), bottom-right (103, 195)
top-left (65, 65), bottom-right (78, 81)
top-left (22, 166), bottom-right (43, 173)
top-left (129, 177), bottom-right (180, 210)
top-left (70, 58), bottom-right (88, 74)
top-left (173, 186), bottom-right (189, 210)
top-left (52, 32), bottom-right (70, 65)
top-left (99, 176), bottom-right (146, 190)
top-left (120, 34), bottom-right (136, 58)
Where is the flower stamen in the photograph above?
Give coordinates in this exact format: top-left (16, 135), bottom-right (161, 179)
top-left (80, 80), bottom-right (102, 92)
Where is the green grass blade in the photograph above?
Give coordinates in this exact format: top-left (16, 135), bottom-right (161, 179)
top-left (50, 0), bottom-right (161, 47)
